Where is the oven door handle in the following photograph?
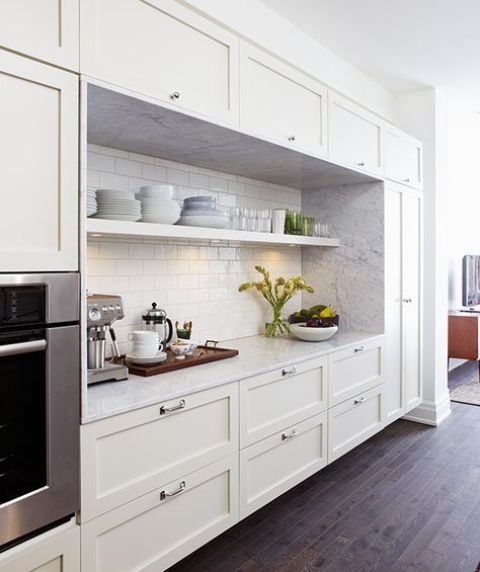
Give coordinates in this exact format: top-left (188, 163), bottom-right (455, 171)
top-left (0, 339), bottom-right (47, 357)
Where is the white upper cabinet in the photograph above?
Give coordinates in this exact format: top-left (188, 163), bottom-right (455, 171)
top-left (0, 50), bottom-right (78, 272)
top-left (81, 0), bottom-right (239, 125)
top-left (0, 0), bottom-right (79, 71)
top-left (239, 42), bottom-right (328, 158)
top-left (328, 92), bottom-right (384, 176)
top-left (385, 126), bottom-right (423, 189)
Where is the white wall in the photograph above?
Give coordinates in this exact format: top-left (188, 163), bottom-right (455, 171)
top-left (445, 105), bottom-right (480, 309)
top-left (182, 0), bottom-right (397, 121)
top-left (396, 88), bottom-right (451, 425)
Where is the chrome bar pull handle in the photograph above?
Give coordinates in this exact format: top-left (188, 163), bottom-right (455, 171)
top-left (159, 399), bottom-right (186, 415)
top-left (282, 366), bottom-right (297, 376)
top-left (354, 396), bottom-right (367, 405)
top-left (281, 428), bottom-right (298, 441)
top-left (160, 480), bottom-right (186, 501)
top-left (0, 339), bottom-right (46, 358)
top-left (354, 345), bottom-right (365, 353)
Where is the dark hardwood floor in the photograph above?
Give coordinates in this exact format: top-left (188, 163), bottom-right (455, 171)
top-left (449, 360), bottom-right (479, 391)
top-left (170, 403), bottom-right (480, 572)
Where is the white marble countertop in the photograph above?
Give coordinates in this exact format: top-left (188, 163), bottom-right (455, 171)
top-left (84, 330), bottom-right (383, 423)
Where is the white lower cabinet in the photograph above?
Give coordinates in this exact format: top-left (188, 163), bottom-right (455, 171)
top-left (328, 385), bottom-right (384, 462)
top-left (0, 522), bottom-right (80, 572)
top-left (81, 454), bottom-right (238, 572)
top-left (239, 412), bottom-right (327, 518)
top-left (81, 384), bottom-right (238, 522)
top-left (239, 356), bottom-right (327, 448)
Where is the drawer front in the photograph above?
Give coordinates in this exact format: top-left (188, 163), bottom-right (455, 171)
top-left (0, 0), bottom-right (79, 71)
top-left (385, 128), bottom-right (422, 189)
top-left (240, 357), bottom-right (328, 448)
top-left (81, 455), bottom-right (238, 572)
top-left (81, 384), bottom-right (238, 522)
top-left (328, 386), bottom-right (384, 462)
top-left (240, 42), bottom-right (327, 157)
top-left (240, 412), bottom-right (327, 518)
top-left (328, 339), bottom-right (383, 406)
top-left (328, 92), bottom-right (383, 176)
top-left (81, 0), bottom-right (239, 124)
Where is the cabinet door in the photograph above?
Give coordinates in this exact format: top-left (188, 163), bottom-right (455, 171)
top-left (81, 455), bottom-right (238, 572)
top-left (328, 386), bottom-right (384, 462)
top-left (384, 188), bottom-right (404, 424)
top-left (385, 127), bottom-right (422, 189)
top-left (240, 42), bottom-right (327, 157)
top-left (402, 191), bottom-right (423, 411)
top-left (328, 92), bottom-right (383, 176)
top-left (81, 384), bottom-right (238, 522)
top-left (0, 523), bottom-right (80, 572)
top-left (0, 50), bottom-right (78, 271)
top-left (239, 412), bottom-right (327, 519)
top-left (0, 0), bottom-right (79, 71)
top-left (81, 0), bottom-right (239, 125)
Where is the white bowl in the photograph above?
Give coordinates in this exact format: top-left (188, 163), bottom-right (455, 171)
top-left (141, 214), bottom-right (180, 225)
top-left (289, 323), bottom-right (338, 342)
top-left (139, 185), bottom-right (175, 199)
top-left (177, 215), bottom-right (229, 229)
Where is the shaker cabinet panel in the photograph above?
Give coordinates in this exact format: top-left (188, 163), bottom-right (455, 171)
top-left (0, 50), bottom-right (78, 272)
top-left (240, 42), bottom-right (327, 157)
top-left (81, 0), bottom-right (239, 124)
top-left (81, 455), bottom-right (238, 572)
top-left (385, 127), bottom-right (422, 189)
top-left (0, 0), bottom-right (79, 70)
top-left (328, 92), bottom-right (383, 176)
top-left (81, 384), bottom-right (238, 522)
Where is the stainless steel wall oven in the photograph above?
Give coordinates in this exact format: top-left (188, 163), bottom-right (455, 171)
top-left (0, 273), bottom-right (79, 551)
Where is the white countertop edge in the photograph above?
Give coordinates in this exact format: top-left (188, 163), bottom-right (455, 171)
top-left (83, 331), bottom-right (383, 424)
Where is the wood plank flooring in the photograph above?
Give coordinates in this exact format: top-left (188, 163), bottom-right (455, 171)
top-left (170, 403), bottom-right (480, 571)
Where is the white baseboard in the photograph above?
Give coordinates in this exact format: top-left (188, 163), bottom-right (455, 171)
top-left (402, 395), bottom-right (452, 426)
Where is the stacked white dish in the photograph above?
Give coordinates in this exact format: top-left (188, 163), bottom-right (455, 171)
top-left (87, 187), bottom-right (97, 217)
top-left (137, 185), bottom-right (181, 224)
top-left (177, 196), bottom-right (229, 229)
top-left (94, 189), bottom-right (141, 221)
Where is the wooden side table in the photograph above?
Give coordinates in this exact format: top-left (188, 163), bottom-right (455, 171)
top-left (448, 311), bottom-right (480, 378)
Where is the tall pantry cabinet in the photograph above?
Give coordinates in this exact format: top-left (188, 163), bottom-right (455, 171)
top-left (384, 183), bottom-right (423, 424)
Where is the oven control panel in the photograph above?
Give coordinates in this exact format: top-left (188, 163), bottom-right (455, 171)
top-left (87, 295), bottom-right (124, 328)
top-left (0, 285), bottom-right (45, 327)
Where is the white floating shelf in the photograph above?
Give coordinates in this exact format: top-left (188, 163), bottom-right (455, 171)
top-left (86, 219), bottom-right (340, 247)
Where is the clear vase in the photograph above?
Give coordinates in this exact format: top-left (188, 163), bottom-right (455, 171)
top-left (265, 310), bottom-right (289, 337)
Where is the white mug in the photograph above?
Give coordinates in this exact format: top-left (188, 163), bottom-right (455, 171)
top-left (128, 331), bottom-right (162, 357)
top-left (128, 330), bottom-right (159, 343)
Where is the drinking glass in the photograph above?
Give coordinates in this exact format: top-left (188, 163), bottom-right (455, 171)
top-left (257, 209), bottom-right (272, 232)
top-left (285, 210), bottom-right (303, 235)
top-left (246, 208), bottom-right (258, 232)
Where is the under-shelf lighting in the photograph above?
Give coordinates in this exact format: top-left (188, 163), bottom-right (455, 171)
top-left (90, 233), bottom-right (103, 237)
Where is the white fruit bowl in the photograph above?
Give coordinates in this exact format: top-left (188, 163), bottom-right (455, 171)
top-left (289, 323), bottom-right (338, 342)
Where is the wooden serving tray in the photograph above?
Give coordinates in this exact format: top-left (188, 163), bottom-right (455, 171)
top-left (120, 344), bottom-right (239, 377)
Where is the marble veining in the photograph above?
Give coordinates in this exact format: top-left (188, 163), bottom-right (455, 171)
top-left (302, 183), bottom-right (385, 333)
top-left (85, 331), bottom-right (382, 423)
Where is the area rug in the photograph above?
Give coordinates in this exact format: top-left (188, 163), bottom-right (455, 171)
top-left (450, 377), bottom-right (480, 406)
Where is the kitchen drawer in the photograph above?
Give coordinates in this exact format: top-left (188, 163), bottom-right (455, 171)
top-left (240, 42), bottom-right (327, 158)
top-left (81, 454), bottom-right (238, 572)
top-left (328, 338), bottom-right (383, 406)
top-left (81, 0), bottom-right (239, 125)
top-left (328, 92), bottom-right (384, 176)
top-left (385, 126), bottom-right (422, 189)
top-left (240, 412), bottom-right (327, 518)
top-left (328, 386), bottom-right (384, 462)
top-left (239, 356), bottom-right (328, 448)
top-left (0, 0), bottom-right (79, 71)
top-left (81, 384), bottom-right (238, 522)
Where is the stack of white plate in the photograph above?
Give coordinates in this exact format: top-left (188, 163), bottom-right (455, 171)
top-left (177, 196), bottom-right (229, 229)
top-left (94, 189), bottom-right (141, 222)
top-left (87, 187), bottom-right (97, 217)
top-left (137, 185), bottom-right (180, 224)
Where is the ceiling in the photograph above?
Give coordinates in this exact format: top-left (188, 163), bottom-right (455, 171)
top-left (260, 0), bottom-right (480, 104)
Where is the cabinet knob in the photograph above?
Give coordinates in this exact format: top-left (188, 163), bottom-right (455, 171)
top-left (288, 135), bottom-right (296, 141)
top-left (281, 428), bottom-right (298, 441)
top-left (354, 396), bottom-right (367, 405)
top-left (282, 366), bottom-right (297, 376)
top-left (170, 91), bottom-right (181, 100)
top-left (160, 480), bottom-right (186, 501)
top-left (354, 345), bottom-right (365, 353)
top-left (403, 178), bottom-right (411, 183)
top-left (356, 161), bottom-right (365, 166)
top-left (159, 399), bottom-right (186, 415)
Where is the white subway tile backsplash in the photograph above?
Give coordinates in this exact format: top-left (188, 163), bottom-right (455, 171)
top-left (87, 145), bottom-right (303, 343)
